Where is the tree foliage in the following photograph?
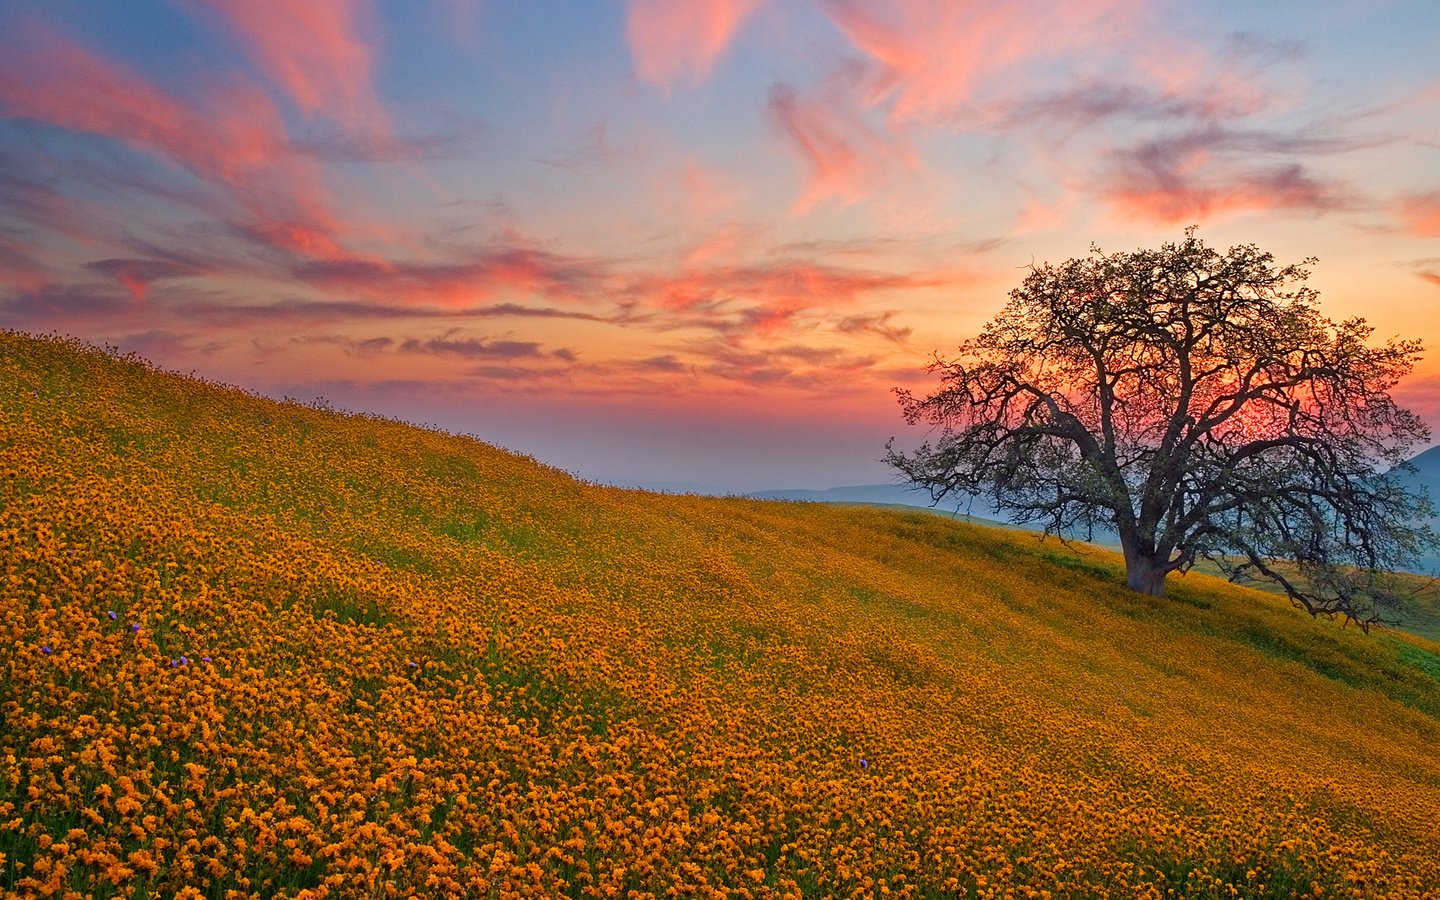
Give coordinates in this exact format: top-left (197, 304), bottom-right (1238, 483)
top-left (887, 231), bottom-right (1437, 628)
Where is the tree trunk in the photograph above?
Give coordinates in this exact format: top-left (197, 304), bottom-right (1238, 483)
top-left (1122, 544), bottom-right (1168, 596)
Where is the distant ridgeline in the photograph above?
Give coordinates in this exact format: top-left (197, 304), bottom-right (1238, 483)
top-left (5, 331), bottom-right (1440, 897)
top-left (1389, 444), bottom-right (1440, 574)
top-left (755, 457), bottom-right (1440, 576)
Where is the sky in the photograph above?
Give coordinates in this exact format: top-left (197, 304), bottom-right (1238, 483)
top-left (1, 1), bottom-right (1438, 492)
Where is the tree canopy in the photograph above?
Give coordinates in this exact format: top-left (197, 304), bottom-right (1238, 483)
top-left (887, 231), bottom-right (1436, 629)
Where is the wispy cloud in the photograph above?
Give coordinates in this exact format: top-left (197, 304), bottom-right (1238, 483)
top-left (291, 247), bottom-right (605, 305)
top-left (767, 72), bottom-right (915, 211)
top-left (837, 310), bottom-right (910, 344)
top-left (0, 21), bottom-right (348, 258)
top-left (290, 119), bottom-right (487, 163)
top-left (400, 333), bottom-right (550, 360)
top-left (0, 283), bottom-right (140, 327)
top-left (1400, 193), bottom-right (1440, 237)
top-left (1099, 127), bottom-right (1355, 223)
top-left (631, 354), bottom-right (688, 374)
top-left (281, 333), bottom-right (395, 357)
top-left (85, 257), bottom-right (210, 304)
top-left (0, 157), bottom-right (106, 245)
top-left (625, 0), bottom-right (762, 88)
top-left (694, 341), bottom-right (882, 389)
top-left (0, 234), bottom-right (48, 291)
top-left (464, 363), bottom-right (573, 382)
top-left (623, 259), bottom-right (942, 337)
top-left (817, 0), bottom-right (1144, 123)
top-left (186, 0), bottom-right (389, 134)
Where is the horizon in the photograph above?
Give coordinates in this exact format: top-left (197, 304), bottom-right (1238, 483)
top-left (3, 1), bottom-right (1439, 491)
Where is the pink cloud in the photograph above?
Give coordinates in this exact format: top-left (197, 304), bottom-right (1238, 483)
top-left (1420, 271), bottom-right (1440, 288)
top-left (0, 22), bottom-right (348, 259)
top-left (767, 75), bottom-right (915, 212)
top-left (191, 0), bottom-right (388, 134)
top-left (818, 0), bottom-right (1143, 122)
top-left (0, 25), bottom-right (278, 180)
top-left (626, 0), bottom-right (763, 88)
top-left (1400, 193), bottom-right (1440, 237)
top-left (1099, 129), bottom-right (1351, 224)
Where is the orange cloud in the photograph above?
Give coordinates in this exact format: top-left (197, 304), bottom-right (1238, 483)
top-left (626, 0), bottom-right (762, 88)
top-left (292, 248), bottom-right (604, 307)
top-left (0, 22), bottom-right (347, 259)
top-left (1400, 193), bottom-right (1440, 237)
top-left (1420, 271), bottom-right (1440, 287)
top-left (626, 260), bottom-right (942, 337)
top-left (192, 0), bottom-right (389, 134)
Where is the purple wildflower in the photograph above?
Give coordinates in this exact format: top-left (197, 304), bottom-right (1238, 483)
top-left (860, 759), bottom-right (868, 770)
top-left (40, 645), bottom-right (53, 655)
top-left (408, 661), bottom-right (418, 668)
top-left (107, 610), bottom-right (117, 621)
top-left (201, 656), bottom-right (212, 664)
top-left (130, 623), bottom-right (141, 633)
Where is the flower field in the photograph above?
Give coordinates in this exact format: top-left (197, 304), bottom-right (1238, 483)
top-left (4, 331), bottom-right (1440, 898)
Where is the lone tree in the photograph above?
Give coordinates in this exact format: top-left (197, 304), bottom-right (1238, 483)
top-left (887, 231), bottom-right (1436, 628)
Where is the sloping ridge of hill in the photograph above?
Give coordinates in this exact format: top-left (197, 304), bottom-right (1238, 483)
top-left (5, 331), bottom-right (1440, 898)
top-left (1390, 444), bottom-right (1440, 575)
top-left (751, 483), bottom-right (956, 507)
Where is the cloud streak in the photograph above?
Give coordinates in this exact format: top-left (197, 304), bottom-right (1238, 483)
top-left (291, 247), bottom-right (606, 306)
top-left (189, 0), bottom-right (389, 134)
top-left (0, 21), bottom-right (348, 258)
top-left (818, 0), bottom-right (1143, 123)
top-left (625, 0), bottom-right (762, 88)
top-left (1400, 193), bottom-right (1440, 237)
top-left (85, 257), bottom-right (210, 304)
top-left (1099, 128), bottom-right (1355, 223)
top-left (768, 74), bottom-right (915, 211)
top-left (400, 333), bottom-right (551, 360)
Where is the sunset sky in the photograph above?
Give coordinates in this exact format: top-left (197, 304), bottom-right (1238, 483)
top-left (2, 1), bottom-right (1438, 490)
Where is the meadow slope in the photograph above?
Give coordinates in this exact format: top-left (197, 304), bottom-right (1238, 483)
top-left (4, 332), bottom-right (1440, 899)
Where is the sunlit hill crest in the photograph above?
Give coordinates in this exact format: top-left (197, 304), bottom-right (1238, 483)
top-left (4, 331), bottom-right (1440, 898)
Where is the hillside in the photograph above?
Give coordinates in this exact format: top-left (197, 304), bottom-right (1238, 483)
top-left (4, 332), bottom-right (1440, 898)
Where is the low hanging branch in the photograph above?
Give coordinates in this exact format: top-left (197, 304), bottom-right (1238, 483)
top-left (887, 230), bottom-right (1437, 630)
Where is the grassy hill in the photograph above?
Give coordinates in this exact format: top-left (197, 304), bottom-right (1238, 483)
top-left (4, 331), bottom-right (1440, 898)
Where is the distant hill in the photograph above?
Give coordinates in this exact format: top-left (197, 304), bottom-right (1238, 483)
top-left (750, 482), bottom-right (976, 509)
top-left (1389, 445), bottom-right (1440, 574)
top-left (5, 331), bottom-right (1440, 896)
top-left (751, 484), bottom-right (1124, 545)
top-left (1393, 444), bottom-right (1440, 502)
